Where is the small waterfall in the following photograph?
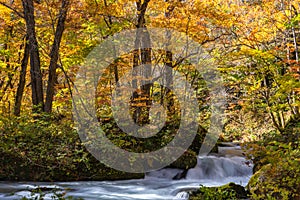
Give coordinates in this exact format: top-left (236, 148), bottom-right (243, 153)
top-left (185, 155), bottom-right (252, 180)
top-left (145, 168), bottom-right (184, 180)
top-left (146, 143), bottom-right (253, 187)
top-left (185, 143), bottom-right (253, 188)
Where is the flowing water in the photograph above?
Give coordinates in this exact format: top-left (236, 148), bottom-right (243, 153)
top-left (0, 144), bottom-right (253, 200)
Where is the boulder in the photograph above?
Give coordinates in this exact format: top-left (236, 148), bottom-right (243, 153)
top-left (189, 182), bottom-right (248, 200)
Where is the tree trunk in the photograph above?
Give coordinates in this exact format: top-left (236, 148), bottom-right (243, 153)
top-left (0, 26), bottom-right (13, 102)
top-left (131, 0), bottom-right (152, 125)
top-left (14, 35), bottom-right (30, 116)
top-left (139, 28), bottom-right (152, 124)
top-left (165, 49), bottom-right (175, 117)
top-left (164, 0), bottom-right (175, 120)
top-left (44, 0), bottom-right (69, 113)
top-left (103, 0), bottom-right (119, 86)
top-left (22, 0), bottom-right (44, 112)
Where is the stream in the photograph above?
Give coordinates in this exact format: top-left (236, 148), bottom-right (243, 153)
top-left (0, 144), bottom-right (253, 200)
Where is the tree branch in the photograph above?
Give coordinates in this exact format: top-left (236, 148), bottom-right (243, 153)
top-left (0, 2), bottom-right (24, 18)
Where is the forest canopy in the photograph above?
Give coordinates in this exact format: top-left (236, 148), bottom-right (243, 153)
top-left (0, 0), bottom-right (298, 134)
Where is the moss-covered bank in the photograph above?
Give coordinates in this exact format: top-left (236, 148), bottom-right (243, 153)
top-left (0, 113), bottom-right (206, 181)
top-left (0, 114), bottom-right (143, 181)
top-left (246, 116), bottom-right (300, 199)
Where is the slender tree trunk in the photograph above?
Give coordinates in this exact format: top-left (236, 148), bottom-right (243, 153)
top-left (164, 1), bottom-right (175, 118)
top-left (0, 25), bottom-right (13, 102)
top-left (165, 50), bottom-right (175, 117)
top-left (14, 35), bottom-right (30, 116)
top-left (45, 0), bottom-right (69, 113)
top-left (131, 0), bottom-right (152, 125)
top-left (132, 46), bottom-right (140, 123)
top-left (22, 0), bottom-right (44, 112)
top-left (290, 6), bottom-right (300, 116)
top-left (139, 28), bottom-right (152, 124)
top-left (103, 0), bottom-right (119, 86)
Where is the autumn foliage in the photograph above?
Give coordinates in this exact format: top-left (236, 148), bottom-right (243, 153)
top-left (0, 0), bottom-right (299, 199)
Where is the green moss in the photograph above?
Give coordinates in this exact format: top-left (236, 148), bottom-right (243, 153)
top-left (189, 183), bottom-right (248, 200)
top-left (0, 114), bottom-right (143, 181)
top-left (246, 116), bottom-right (300, 199)
top-left (247, 157), bottom-right (300, 200)
top-left (169, 150), bottom-right (197, 169)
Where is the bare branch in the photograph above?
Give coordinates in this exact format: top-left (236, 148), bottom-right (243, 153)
top-left (0, 2), bottom-right (24, 18)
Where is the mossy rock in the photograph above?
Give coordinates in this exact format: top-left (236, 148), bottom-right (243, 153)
top-left (246, 115), bottom-right (300, 199)
top-left (167, 124), bottom-right (218, 171)
top-left (169, 150), bottom-right (197, 170)
top-left (247, 162), bottom-right (300, 200)
top-left (189, 182), bottom-right (248, 200)
top-left (189, 125), bottom-right (219, 154)
top-left (247, 163), bottom-right (270, 196)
